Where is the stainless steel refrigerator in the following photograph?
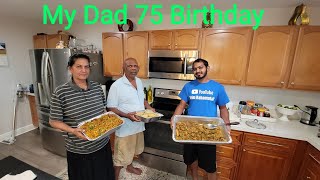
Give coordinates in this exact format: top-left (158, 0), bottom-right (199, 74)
top-left (29, 49), bottom-right (110, 157)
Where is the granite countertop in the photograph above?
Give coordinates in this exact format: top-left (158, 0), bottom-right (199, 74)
top-left (230, 117), bottom-right (320, 151)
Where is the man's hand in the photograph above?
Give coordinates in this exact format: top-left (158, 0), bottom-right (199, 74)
top-left (72, 128), bottom-right (88, 140)
top-left (148, 108), bottom-right (156, 112)
top-left (127, 112), bottom-right (141, 122)
top-left (226, 125), bottom-right (231, 134)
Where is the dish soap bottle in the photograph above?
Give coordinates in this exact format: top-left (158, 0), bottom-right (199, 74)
top-left (147, 86), bottom-right (153, 103)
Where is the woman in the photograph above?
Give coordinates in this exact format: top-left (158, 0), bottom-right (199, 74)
top-left (49, 53), bottom-right (115, 180)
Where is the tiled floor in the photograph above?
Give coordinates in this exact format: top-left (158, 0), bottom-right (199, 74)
top-left (0, 129), bottom-right (193, 180)
top-left (0, 129), bottom-right (67, 176)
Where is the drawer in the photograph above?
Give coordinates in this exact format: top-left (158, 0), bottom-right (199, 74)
top-left (217, 165), bottom-right (232, 178)
top-left (243, 133), bottom-right (297, 153)
top-left (217, 145), bottom-right (236, 160)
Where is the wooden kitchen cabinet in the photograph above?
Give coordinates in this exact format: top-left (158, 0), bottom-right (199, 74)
top-left (124, 32), bottom-right (149, 78)
top-left (33, 35), bottom-right (47, 49)
top-left (200, 27), bottom-right (253, 85)
top-left (33, 34), bottom-right (69, 49)
top-left (245, 26), bottom-right (299, 88)
top-left (297, 144), bottom-right (320, 180)
top-left (236, 133), bottom-right (298, 180)
top-left (102, 33), bottom-right (124, 77)
top-left (287, 26), bottom-right (320, 91)
top-left (149, 29), bottom-right (200, 50)
top-left (27, 95), bottom-right (39, 127)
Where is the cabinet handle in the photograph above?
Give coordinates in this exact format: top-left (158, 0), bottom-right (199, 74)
top-left (217, 151), bottom-right (224, 154)
top-left (291, 82), bottom-right (295, 85)
top-left (256, 140), bottom-right (284, 147)
top-left (243, 149), bottom-right (246, 152)
top-left (280, 81), bottom-right (284, 84)
top-left (175, 44), bottom-right (178, 46)
top-left (217, 171), bottom-right (221, 174)
top-left (168, 44), bottom-right (171, 46)
top-left (309, 153), bottom-right (320, 165)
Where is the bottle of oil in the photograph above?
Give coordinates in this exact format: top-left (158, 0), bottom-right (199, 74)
top-left (147, 86), bottom-right (153, 103)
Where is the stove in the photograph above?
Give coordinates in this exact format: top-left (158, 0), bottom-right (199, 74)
top-left (138, 88), bottom-right (187, 176)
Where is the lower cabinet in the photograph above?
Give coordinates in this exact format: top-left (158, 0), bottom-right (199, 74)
top-left (297, 144), bottom-right (320, 180)
top-left (183, 130), bottom-right (319, 180)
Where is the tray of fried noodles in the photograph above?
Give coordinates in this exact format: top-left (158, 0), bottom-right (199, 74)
top-left (172, 115), bottom-right (232, 145)
top-left (78, 112), bottom-right (124, 141)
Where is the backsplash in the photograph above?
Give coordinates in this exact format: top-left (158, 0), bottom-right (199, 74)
top-left (141, 78), bottom-right (320, 123)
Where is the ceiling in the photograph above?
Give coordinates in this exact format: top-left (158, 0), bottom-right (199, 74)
top-left (1, 0), bottom-right (319, 21)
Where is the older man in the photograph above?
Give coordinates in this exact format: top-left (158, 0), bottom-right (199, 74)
top-left (107, 58), bottom-right (154, 180)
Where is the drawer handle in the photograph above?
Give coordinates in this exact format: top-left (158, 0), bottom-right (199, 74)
top-left (217, 171), bottom-right (221, 174)
top-left (306, 176), bottom-right (311, 179)
top-left (217, 151), bottom-right (224, 154)
top-left (309, 153), bottom-right (320, 165)
top-left (256, 141), bottom-right (284, 147)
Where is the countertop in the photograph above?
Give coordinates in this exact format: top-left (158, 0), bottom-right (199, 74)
top-left (230, 117), bottom-right (320, 150)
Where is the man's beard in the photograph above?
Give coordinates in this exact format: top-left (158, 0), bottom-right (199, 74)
top-left (194, 70), bottom-right (207, 80)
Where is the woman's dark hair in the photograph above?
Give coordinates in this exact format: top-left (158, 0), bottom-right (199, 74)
top-left (193, 58), bottom-right (209, 67)
top-left (67, 54), bottom-right (90, 67)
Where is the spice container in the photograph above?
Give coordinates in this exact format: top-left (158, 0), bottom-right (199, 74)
top-left (238, 101), bottom-right (247, 113)
top-left (247, 101), bottom-right (255, 107)
top-left (257, 108), bottom-right (266, 117)
top-left (264, 111), bottom-right (271, 117)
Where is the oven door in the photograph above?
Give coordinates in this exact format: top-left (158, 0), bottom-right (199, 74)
top-left (141, 120), bottom-right (187, 176)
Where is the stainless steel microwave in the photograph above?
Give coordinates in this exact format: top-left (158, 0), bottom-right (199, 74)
top-left (148, 50), bottom-right (199, 80)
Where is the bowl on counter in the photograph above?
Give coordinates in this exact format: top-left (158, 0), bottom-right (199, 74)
top-left (276, 104), bottom-right (298, 121)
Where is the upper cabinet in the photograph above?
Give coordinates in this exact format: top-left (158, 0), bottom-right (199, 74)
top-left (102, 33), bottom-right (124, 77)
top-left (149, 29), bottom-right (200, 50)
top-left (245, 26), bottom-right (299, 88)
top-left (33, 35), bottom-right (47, 49)
top-left (149, 30), bottom-right (173, 50)
top-left (200, 27), bottom-right (253, 85)
top-left (287, 26), bottom-right (320, 91)
top-left (124, 32), bottom-right (149, 79)
top-left (33, 34), bottom-right (69, 49)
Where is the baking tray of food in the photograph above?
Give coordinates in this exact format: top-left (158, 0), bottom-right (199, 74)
top-left (78, 112), bottom-right (124, 141)
top-left (172, 115), bottom-right (232, 145)
top-left (135, 109), bottom-right (164, 123)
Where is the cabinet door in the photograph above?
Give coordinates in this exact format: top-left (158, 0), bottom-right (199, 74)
top-left (124, 32), bottom-right (149, 79)
top-left (173, 29), bottom-right (200, 50)
top-left (298, 144), bottom-right (320, 180)
top-left (102, 33), bottom-right (124, 77)
top-left (149, 30), bottom-right (173, 50)
top-left (33, 35), bottom-right (47, 49)
top-left (200, 28), bottom-right (253, 85)
top-left (237, 147), bottom-right (292, 180)
top-left (245, 26), bottom-right (298, 88)
top-left (288, 26), bottom-right (320, 91)
top-left (46, 34), bottom-right (62, 48)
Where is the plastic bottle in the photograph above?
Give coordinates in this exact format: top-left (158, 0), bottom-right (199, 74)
top-left (147, 86), bottom-right (153, 103)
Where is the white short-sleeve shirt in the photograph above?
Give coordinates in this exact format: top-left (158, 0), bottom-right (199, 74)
top-left (107, 75), bottom-right (145, 137)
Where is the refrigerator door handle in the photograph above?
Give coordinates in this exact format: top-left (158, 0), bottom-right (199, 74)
top-left (41, 52), bottom-right (51, 102)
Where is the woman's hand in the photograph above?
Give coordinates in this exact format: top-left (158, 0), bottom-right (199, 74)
top-left (72, 128), bottom-right (88, 140)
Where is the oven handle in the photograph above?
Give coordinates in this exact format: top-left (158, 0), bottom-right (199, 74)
top-left (183, 54), bottom-right (187, 76)
top-left (156, 120), bottom-right (171, 125)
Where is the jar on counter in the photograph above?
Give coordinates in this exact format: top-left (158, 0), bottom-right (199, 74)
top-left (257, 108), bottom-right (266, 117)
top-left (238, 101), bottom-right (247, 113)
top-left (255, 103), bottom-right (263, 108)
top-left (264, 111), bottom-right (271, 118)
top-left (251, 106), bottom-right (258, 115)
top-left (247, 101), bottom-right (255, 107)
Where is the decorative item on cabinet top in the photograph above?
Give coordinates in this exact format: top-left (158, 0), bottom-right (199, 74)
top-left (118, 19), bottom-right (134, 32)
top-left (288, 3), bottom-right (310, 25)
top-left (202, 12), bottom-right (213, 28)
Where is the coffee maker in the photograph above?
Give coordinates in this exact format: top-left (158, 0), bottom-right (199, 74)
top-left (300, 106), bottom-right (318, 126)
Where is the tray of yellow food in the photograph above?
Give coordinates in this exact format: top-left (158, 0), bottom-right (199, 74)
top-left (78, 112), bottom-right (124, 141)
top-left (172, 115), bottom-right (232, 145)
top-left (135, 109), bottom-right (164, 123)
